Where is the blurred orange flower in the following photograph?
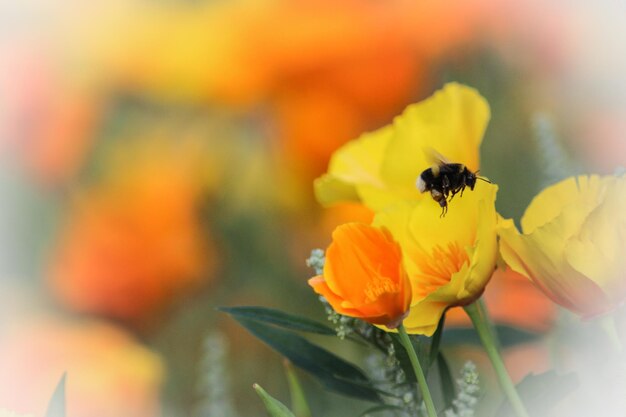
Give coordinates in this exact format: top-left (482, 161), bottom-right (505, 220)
top-left (48, 137), bottom-right (217, 324)
top-left (8, 0), bottom-right (511, 187)
top-left (67, 0), bottom-right (500, 103)
top-left (309, 223), bottom-right (411, 329)
top-left (0, 317), bottom-right (163, 417)
top-left (256, 0), bottom-right (501, 182)
top-left (0, 46), bottom-right (100, 185)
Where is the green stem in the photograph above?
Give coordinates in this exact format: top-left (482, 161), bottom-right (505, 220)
top-left (477, 297), bottom-right (501, 351)
top-left (464, 301), bottom-right (530, 417)
top-left (397, 324), bottom-right (437, 417)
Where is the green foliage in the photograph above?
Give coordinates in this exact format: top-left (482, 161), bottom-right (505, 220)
top-left (218, 306), bottom-right (336, 335)
top-left (284, 361), bottom-right (312, 417)
top-left (222, 311), bottom-right (384, 402)
top-left (254, 383), bottom-right (297, 417)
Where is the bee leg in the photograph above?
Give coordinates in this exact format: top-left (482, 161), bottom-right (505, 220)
top-left (442, 187), bottom-right (451, 201)
top-left (439, 200), bottom-right (448, 218)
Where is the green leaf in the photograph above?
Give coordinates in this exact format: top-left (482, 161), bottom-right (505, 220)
top-left (284, 360), bottom-right (312, 417)
top-left (428, 315), bottom-right (446, 366)
top-left (218, 306), bottom-right (336, 335)
top-left (496, 371), bottom-right (578, 417)
top-left (436, 352), bottom-right (456, 410)
top-left (232, 316), bottom-right (383, 402)
top-left (45, 373), bottom-right (66, 417)
top-left (254, 383), bottom-right (297, 417)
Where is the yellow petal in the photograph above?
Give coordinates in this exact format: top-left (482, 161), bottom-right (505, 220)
top-left (313, 174), bottom-right (361, 206)
top-left (498, 215), bottom-right (610, 317)
top-left (402, 300), bottom-right (449, 336)
top-left (374, 182), bottom-right (496, 263)
top-left (459, 191), bottom-right (498, 300)
top-left (314, 125), bottom-right (393, 207)
top-left (564, 178), bottom-right (626, 301)
top-left (497, 219), bottom-right (532, 279)
top-left (521, 175), bottom-right (605, 234)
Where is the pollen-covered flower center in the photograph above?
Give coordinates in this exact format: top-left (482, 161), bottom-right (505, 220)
top-left (363, 273), bottom-right (401, 303)
top-left (413, 241), bottom-right (469, 298)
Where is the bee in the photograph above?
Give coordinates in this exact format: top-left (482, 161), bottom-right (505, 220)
top-left (416, 151), bottom-right (490, 217)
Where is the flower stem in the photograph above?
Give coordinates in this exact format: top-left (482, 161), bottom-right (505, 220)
top-left (477, 296), bottom-right (501, 350)
top-left (397, 324), bottom-right (437, 417)
top-left (464, 300), bottom-right (530, 417)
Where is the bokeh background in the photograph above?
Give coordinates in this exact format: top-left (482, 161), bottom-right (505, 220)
top-left (1, 1), bottom-right (626, 416)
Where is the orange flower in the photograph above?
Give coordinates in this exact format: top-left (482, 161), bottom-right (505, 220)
top-left (17, 0), bottom-right (514, 186)
top-left (0, 316), bottom-right (163, 417)
top-left (257, 0), bottom-right (497, 182)
top-left (308, 223), bottom-right (411, 329)
top-left (47, 137), bottom-right (216, 324)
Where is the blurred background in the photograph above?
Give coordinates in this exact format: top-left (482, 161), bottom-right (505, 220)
top-left (1, 0), bottom-right (625, 416)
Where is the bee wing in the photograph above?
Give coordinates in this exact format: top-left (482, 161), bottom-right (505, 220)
top-left (422, 147), bottom-right (451, 177)
top-left (422, 147), bottom-right (451, 167)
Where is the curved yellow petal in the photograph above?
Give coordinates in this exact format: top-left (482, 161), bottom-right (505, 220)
top-left (313, 174), bottom-right (360, 206)
top-left (564, 177), bottom-right (626, 301)
top-left (498, 213), bottom-right (611, 317)
top-left (459, 191), bottom-right (498, 300)
top-left (497, 219), bottom-right (531, 279)
top-left (402, 300), bottom-right (449, 336)
top-left (314, 125), bottom-right (393, 207)
top-left (521, 175), bottom-right (605, 234)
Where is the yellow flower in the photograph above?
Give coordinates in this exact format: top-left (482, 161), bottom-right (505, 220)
top-left (498, 175), bottom-right (626, 318)
top-left (308, 223), bottom-right (412, 330)
top-left (314, 83), bottom-right (490, 211)
top-left (374, 182), bottom-right (499, 336)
